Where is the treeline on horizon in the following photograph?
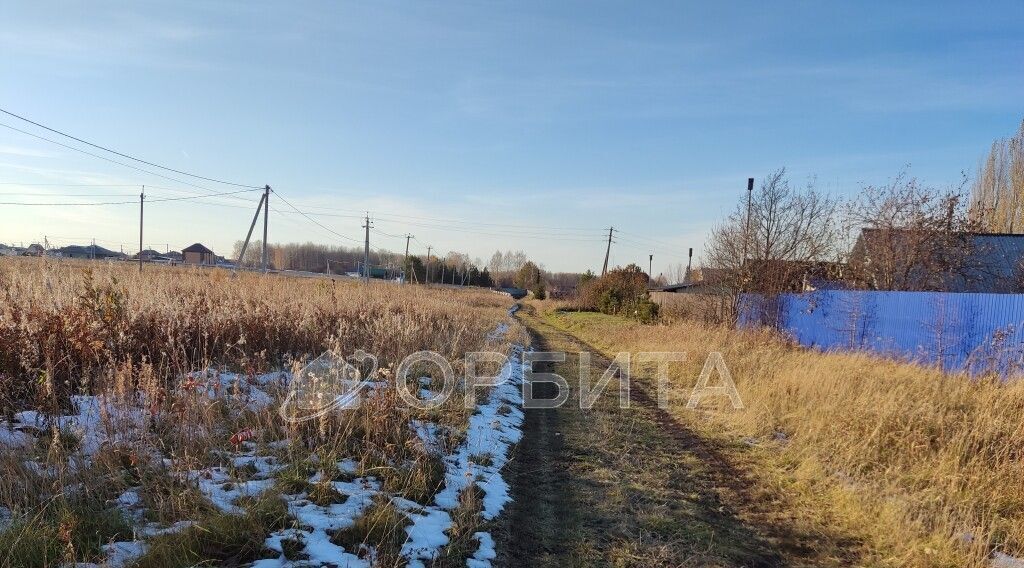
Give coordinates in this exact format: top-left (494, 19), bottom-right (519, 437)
top-left (230, 240), bottom-right (584, 292)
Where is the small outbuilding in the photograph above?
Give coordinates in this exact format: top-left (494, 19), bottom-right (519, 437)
top-left (182, 243), bottom-right (215, 265)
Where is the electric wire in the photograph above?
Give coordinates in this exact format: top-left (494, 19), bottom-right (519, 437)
top-left (0, 108), bottom-right (261, 188)
top-left (272, 190), bottom-right (361, 244)
top-left (0, 187), bottom-right (260, 206)
top-left (0, 112), bottom-right (692, 266)
top-left (0, 121), bottom-right (260, 199)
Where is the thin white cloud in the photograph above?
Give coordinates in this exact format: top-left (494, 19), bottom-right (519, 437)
top-left (0, 145), bottom-right (57, 158)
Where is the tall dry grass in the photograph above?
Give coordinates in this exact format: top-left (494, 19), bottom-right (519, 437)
top-left (649, 291), bottom-right (731, 324)
top-left (548, 309), bottom-right (1024, 566)
top-left (0, 257), bottom-right (518, 566)
top-left (0, 256), bottom-right (512, 412)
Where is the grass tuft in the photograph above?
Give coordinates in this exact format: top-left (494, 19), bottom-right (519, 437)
top-left (330, 496), bottom-right (411, 562)
top-left (0, 496), bottom-right (131, 567)
top-left (132, 493), bottom-right (290, 568)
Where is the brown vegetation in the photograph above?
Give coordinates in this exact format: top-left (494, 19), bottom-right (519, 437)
top-left (0, 257), bottom-right (520, 566)
top-left (705, 168), bottom-right (841, 297)
top-left (971, 120), bottom-right (1024, 232)
top-left (547, 308), bottom-right (1024, 567)
top-left (0, 257), bottom-right (508, 413)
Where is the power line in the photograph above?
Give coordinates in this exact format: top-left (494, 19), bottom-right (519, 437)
top-left (0, 192), bottom-right (140, 198)
top-left (0, 108), bottom-right (261, 188)
top-left (0, 187), bottom-right (260, 206)
top-left (263, 200), bottom-right (602, 233)
top-left (372, 226), bottom-right (407, 239)
top-left (615, 240), bottom-right (691, 262)
top-left (366, 215), bottom-right (606, 241)
top-left (272, 191), bottom-right (603, 245)
top-left (0, 141), bottom-right (607, 243)
top-left (615, 229), bottom-right (686, 251)
top-left (0, 185), bottom-right (263, 206)
top-left (0, 182), bottom-right (143, 187)
top-left (0, 121), bottom-right (257, 199)
top-left (615, 234), bottom-right (674, 249)
top-left (615, 235), bottom-right (691, 262)
top-left (0, 116), bottom-right (366, 247)
top-left (271, 190), bottom-right (361, 244)
top-left (265, 206), bottom-right (605, 237)
top-left (0, 113), bottom-right (691, 266)
top-left (372, 217), bottom-right (605, 238)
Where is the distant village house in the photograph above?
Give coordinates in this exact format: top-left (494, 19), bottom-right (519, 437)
top-left (57, 244), bottom-right (124, 260)
top-left (182, 243), bottom-right (216, 265)
top-left (849, 229), bottom-right (1024, 293)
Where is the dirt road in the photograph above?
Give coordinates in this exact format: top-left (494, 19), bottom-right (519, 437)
top-left (496, 307), bottom-right (778, 567)
top-left (495, 306), bottom-right (860, 567)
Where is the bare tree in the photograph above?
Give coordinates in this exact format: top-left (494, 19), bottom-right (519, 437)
top-left (970, 120), bottom-right (1024, 232)
top-left (706, 169), bottom-right (841, 295)
top-left (667, 262), bottom-right (688, 284)
top-left (846, 172), bottom-right (981, 291)
top-left (445, 251), bottom-right (473, 284)
top-left (232, 240), bottom-right (264, 267)
top-left (487, 250), bottom-right (530, 287)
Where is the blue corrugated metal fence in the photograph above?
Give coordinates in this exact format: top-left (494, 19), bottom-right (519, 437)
top-left (738, 290), bottom-right (1024, 376)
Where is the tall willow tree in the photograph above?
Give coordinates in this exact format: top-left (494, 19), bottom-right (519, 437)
top-left (971, 120), bottom-right (1024, 232)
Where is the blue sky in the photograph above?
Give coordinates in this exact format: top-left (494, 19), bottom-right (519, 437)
top-left (1, 1), bottom-right (1021, 274)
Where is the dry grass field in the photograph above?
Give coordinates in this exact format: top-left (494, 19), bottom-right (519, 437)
top-left (0, 257), bottom-right (525, 567)
top-left (542, 307), bottom-right (1024, 567)
top-left (649, 291), bottom-right (732, 324)
top-left (4, 257), bottom-right (1022, 567)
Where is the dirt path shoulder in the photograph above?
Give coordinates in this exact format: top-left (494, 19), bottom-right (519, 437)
top-left (495, 305), bottom-right (786, 567)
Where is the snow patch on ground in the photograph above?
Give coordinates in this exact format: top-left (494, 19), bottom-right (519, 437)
top-left (433, 344), bottom-right (525, 519)
top-left (0, 427), bottom-right (33, 449)
top-left (186, 466), bottom-right (277, 514)
top-left (255, 476), bottom-right (380, 568)
top-left (993, 551), bottom-right (1024, 568)
top-left (1, 317), bottom-right (525, 568)
top-left (185, 369), bottom-right (284, 411)
top-left (5, 395), bottom-right (148, 460)
top-left (486, 322), bottom-right (509, 341)
top-left (467, 531), bottom-right (497, 568)
top-left (102, 540), bottom-right (148, 568)
top-left (403, 344), bottom-right (526, 567)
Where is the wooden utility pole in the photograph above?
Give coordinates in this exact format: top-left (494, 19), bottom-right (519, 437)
top-left (403, 234), bottom-right (413, 284)
top-left (261, 185), bottom-right (270, 273)
top-left (601, 226), bottom-right (614, 277)
top-left (138, 186), bottom-right (144, 273)
top-left (426, 245), bottom-right (432, 284)
top-left (236, 190), bottom-right (267, 268)
top-left (362, 213), bottom-right (372, 282)
top-left (648, 254), bottom-right (653, 279)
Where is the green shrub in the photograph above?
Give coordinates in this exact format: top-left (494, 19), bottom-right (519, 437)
top-left (577, 264), bottom-right (659, 323)
top-left (531, 282), bottom-right (547, 300)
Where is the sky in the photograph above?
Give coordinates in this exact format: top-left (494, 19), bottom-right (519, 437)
top-left (1, 0), bottom-right (1022, 276)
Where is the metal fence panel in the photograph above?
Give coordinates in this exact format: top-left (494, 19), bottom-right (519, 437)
top-left (738, 290), bottom-right (1024, 376)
